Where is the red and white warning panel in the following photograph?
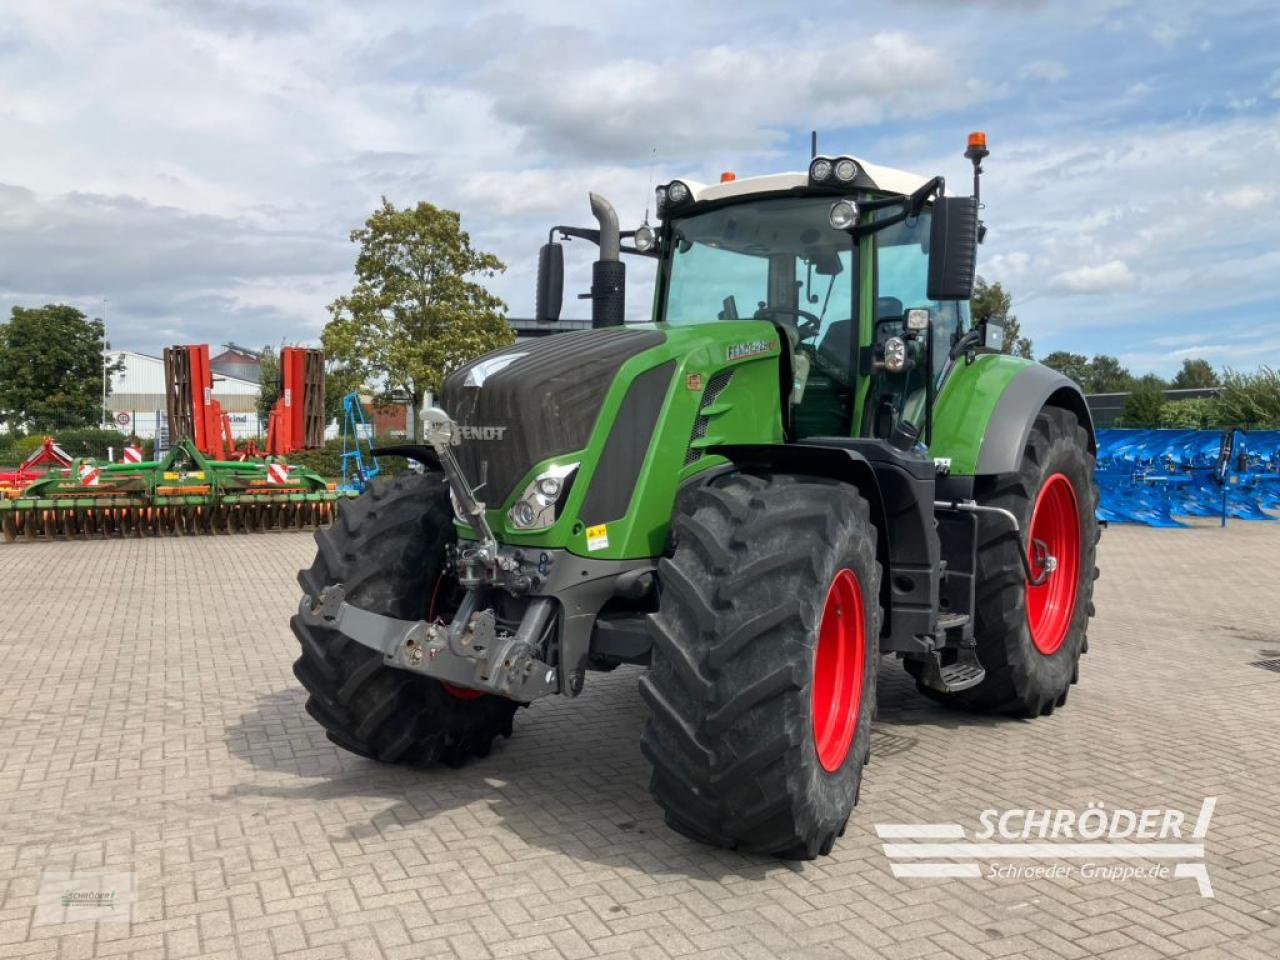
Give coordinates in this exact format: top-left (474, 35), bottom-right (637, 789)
top-left (123, 446), bottom-right (143, 464)
top-left (267, 463), bottom-right (290, 485)
top-left (77, 463), bottom-right (100, 486)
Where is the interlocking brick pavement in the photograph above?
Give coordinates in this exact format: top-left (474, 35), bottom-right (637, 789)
top-left (1, 523), bottom-right (1278, 959)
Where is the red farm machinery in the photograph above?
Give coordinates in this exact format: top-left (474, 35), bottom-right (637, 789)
top-left (0, 343), bottom-right (354, 542)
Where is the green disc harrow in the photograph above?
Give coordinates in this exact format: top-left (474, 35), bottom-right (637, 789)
top-left (0, 439), bottom-right (355, 542)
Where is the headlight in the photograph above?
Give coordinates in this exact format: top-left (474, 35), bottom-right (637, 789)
top-left (654, 185), bottom-right (668, 214)
top-left (666, 180), bottom-right (691, 205)
top-left (508, 462), bottom-right (578, 531)
top-left (834, 158), bottom-right (858, 182)
top-left (633, 223), bottom-right (655, 252)
top-left (810, 157), bottom-right (833, 182)
top-left (828, 198), bottom-right (860, 230)
top-left (882, 336), bottom-right (907, 372)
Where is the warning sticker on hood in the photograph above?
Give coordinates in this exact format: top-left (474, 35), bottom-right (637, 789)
top-left (586, 523), bottom-right (609, 551)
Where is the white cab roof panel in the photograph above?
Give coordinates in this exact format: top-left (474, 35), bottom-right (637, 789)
top-left (681, 157), bottom-right (928, 205)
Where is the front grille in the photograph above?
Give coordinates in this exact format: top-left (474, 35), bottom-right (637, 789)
top-left (440, 328), bottom-right (665, 505)
top-left (684, 370), bottom-right (735, 466)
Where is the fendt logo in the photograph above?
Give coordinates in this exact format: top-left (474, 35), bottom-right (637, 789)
top-left (457, 425), bottom-right (508, 441)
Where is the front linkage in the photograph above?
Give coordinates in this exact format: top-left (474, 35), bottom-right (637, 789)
top-left (297, 406), bottom-right (645, 702)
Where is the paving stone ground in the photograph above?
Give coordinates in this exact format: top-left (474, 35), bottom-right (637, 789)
top-left (1, 522), bottom-right (1279, 959)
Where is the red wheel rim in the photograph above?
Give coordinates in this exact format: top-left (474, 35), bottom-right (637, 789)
top-left (1026, 473), bottom-right (1081, 655)
top-left (441, 682), bottom-right (485, 700)
top-left (812, 568), bottom-right (866, 773)
top-left (427, 574), bottom-right (486, 700)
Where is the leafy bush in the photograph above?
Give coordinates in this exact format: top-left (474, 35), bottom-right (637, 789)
top-left (287, 438), bottom-right (409, 480)
top-left (0, 434), bottom-right (50, 465)
top-left (1215, 367), bottom-right (1280, 428)
top-left (51, 427), bottom-right (138, 460)
top-left (1119, 375), bottom-right (1168, 427)
top-left (1159, 397), bottom-right (1220, 429)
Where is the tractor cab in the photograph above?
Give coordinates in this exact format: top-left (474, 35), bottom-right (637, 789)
top-left (536, 139), bottom-right (990, 457)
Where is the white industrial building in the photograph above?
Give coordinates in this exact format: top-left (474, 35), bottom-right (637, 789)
top-left (105, 350), bottom-right (262, 440)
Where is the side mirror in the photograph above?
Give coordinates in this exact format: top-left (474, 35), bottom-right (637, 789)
top-left (535, 242), bottom-right (564, 323)
top-left (927, 196), bottom-right (978, 301)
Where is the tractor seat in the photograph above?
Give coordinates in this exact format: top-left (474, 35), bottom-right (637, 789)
top-left (817, 297), bottom-right (906, 366)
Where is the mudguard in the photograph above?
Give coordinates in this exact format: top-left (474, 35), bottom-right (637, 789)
top-left (930, 354), bottom-right (1095, 476)
top-left (975, 365), bottom-right (1096, 475)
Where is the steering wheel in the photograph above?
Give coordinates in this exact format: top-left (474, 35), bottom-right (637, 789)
top-left (754, 305), bottom-right (823, 342)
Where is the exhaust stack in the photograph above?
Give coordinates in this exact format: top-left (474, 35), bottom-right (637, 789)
top-left (588, 192), bottom-right (625, 327)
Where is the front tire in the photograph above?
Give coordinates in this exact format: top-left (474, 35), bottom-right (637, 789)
top-left (290, 471), bottom-right (518, 767)
top-left (640, 473), bottom-right (882, 858)
top-left (924, 406), bottom-right (1099, 716)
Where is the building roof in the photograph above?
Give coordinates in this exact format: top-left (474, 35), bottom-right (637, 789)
top-left (211, 348), bottom-right (261, 366)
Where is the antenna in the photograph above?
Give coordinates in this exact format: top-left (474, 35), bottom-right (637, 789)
top-left (810, 130), bottom-right (818, 159)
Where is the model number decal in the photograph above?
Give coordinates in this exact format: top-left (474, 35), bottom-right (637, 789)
top-left (725, 339), bottom-right (775, 362)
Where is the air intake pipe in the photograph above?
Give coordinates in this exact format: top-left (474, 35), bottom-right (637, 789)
top-left (589, 192), bottom-right (625, 328)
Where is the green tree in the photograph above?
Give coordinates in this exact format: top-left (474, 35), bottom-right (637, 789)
top-left (970, 276), bottom-right (1032, 358)
top-left (1120, 373), bottom-right (1168, 427)
top-left (1215, 366), bottom-right (1280, 427)
top-left (1171, 357), bottom-right (1219, 389)
top-left (0, 304), bottom-right (123, 432)
top-left (256, 345), bottom-right (280, 423)
top-left (323, 198), bottom-right (514, 440)
top-left (1040, 351), bottom-right (1090, 386)
top-left (324, 362), bottom-right (364, 428)
top-left (1083, 354), bottom-right (1133, 394)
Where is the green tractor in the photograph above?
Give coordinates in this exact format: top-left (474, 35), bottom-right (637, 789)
top-left (293, 134), bottom-right (1099, 858)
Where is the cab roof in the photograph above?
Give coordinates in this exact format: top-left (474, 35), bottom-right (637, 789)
top-left (677, 156), bottom-right (929, 206)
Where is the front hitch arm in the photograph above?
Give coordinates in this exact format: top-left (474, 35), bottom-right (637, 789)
top-left (300, 585), bottom-right (560, 700)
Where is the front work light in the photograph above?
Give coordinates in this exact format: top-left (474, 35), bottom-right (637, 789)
top-left (904, 308), bottom-right (931, 332)
top-left (810, 157), bottom-right (833, 182)
top-left (633, 223), bottom-right (655, 252)
top-left (666, 180), bottom-right (691, 205)
top-left (834, 158), bottom-right (858, 182)
top-left (828, 198), bottom-right (860, 231)
top-left (508, 461), bottom-right (579, 531)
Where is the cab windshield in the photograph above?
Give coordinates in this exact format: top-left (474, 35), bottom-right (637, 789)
top-left (662, 197), bottom-right (856, 377)
top-left (661, 195), bottom-right (964, 387)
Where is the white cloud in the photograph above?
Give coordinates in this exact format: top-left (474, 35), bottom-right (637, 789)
top-left (0, 0), bottom-right (1276, 376)
top-left (1048, 260), bottom-right (1137, 295)
top-left (482, 29), bottom-right (989, 162)
top-left (1019, 60), bottom-right (1068, 82)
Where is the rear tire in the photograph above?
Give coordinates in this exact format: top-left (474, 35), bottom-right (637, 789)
top-left (291, 471), bottom-right (518, 767)
top-left (640, 472), bottom-right (882, 858)
top-left (920, 406), bottom-right (1099, 716)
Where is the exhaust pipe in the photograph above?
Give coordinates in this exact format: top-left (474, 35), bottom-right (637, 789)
top-left (588, 192), bottom-right (625, 327)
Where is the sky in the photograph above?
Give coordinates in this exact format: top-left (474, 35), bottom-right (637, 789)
top-left (1, 0), bottom-right (1278, 376)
